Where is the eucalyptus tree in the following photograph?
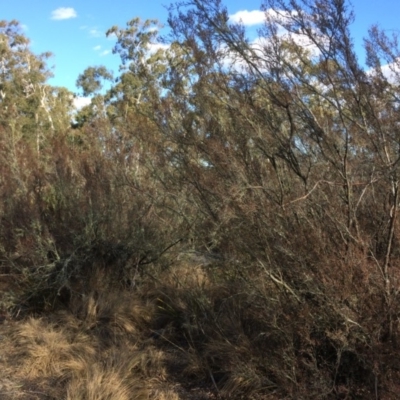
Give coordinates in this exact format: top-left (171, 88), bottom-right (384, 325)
top-left (0, 20), bottom-right (74, 155)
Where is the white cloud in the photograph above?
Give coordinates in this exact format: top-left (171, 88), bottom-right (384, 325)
top-left (73, 96), bottom-right (91, 109)
top-left (281, 30), bottom-right (324, 58)
top-left (89, 28), bottom-right (102, 38)
top-left (229, 10), bottom-right (265, 26)
top-left (367, 59), bottom-right (400, 83)
top-left (220, 30), bottom-right (323, 74)
top-left (51, 7), bottom-right (77, 20)
top-left (148, 42), bottom-right (169, 54)
top-left (264, 8), bottom-right (297, 25)
top-left (244, 9), bottom-right (324, 59)
top-left (107, 32), bottom-right (117, 40)
top-left (93, 45), bottom-right (110, 56)
top-left (80, 26), bottom-right (104, 38)
top-left (380, 63), bottom-right (395, 81)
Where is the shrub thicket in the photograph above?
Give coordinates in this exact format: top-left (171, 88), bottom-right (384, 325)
top-left (2, 1), bottom-right (400, 398)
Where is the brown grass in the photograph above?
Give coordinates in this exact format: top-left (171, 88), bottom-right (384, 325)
top-left (2, 243), bottom-right (399, 399)
top-left (0, 267), bottom-right (220, 400)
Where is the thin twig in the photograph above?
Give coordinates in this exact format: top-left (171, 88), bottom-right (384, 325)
top-left (258, 260), bottom-right (301, 303)
top-left (283, 180), bottom-right (333, 208)
top-left (208, 369), bottom-right (220, 395)
top-left (149, 329), bottom-right (186, 354)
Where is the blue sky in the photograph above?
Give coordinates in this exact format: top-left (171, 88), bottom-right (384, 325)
top-left (2, 0), bottom-right (400, 98)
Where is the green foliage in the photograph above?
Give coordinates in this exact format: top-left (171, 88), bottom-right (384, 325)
top-left (76, 66), bottom-right (113, 97)
top-left (0, 20), bottom-right (74, 155)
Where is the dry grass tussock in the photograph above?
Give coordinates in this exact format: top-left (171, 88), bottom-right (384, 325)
top-left (3, 246), bottom-right (400, 399)
top-left (0, 292), bottom-right (172, 399)
top-left (0, 260), bottom-right (230, 399)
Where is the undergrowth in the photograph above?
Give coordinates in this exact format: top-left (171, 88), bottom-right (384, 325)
top-left (3, 1), bottom-right (400, 397)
